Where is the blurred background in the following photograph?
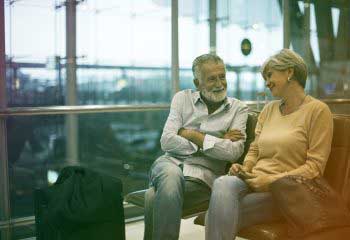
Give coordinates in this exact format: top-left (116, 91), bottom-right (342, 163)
top-left (1, 0), bottom-right (350, 238)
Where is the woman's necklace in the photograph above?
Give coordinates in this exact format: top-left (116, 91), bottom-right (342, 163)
top-left (280, 94), bottom-right (307, 115)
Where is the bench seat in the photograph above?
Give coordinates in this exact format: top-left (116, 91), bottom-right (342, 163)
top-left (124, 111), bottom-right (259, 218)
top-left (125, 189), bottom-right (209, 219)
top-left (125, 113), bottom-right (350, 239)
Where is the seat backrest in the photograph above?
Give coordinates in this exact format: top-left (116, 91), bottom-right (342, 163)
top-left (236, 111), bottom-right (259, 164)
top-left (323, 115), bottom-right (350, 207)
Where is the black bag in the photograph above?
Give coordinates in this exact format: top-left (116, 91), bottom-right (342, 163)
top-left (270, 175), bottom-right (350, 238)
top-left (34, 166), bottom-right (125, 240)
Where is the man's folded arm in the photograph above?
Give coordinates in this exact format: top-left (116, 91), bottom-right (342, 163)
top-left (160, 92), bottom-right (199, 155)
top-left (202, 105), bottom-right (248, 162)
top-left (202, 136), bottom-right (245, 162)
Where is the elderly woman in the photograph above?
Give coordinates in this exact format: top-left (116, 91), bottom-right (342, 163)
top-left (205, 49), bottom-right (333, 240)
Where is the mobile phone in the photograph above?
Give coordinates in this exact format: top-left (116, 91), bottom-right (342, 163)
top-left (237, 171), bottom-right (251, 180)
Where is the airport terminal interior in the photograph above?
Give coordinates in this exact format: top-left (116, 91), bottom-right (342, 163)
top-left (0, 0), bottom-right (350, 239)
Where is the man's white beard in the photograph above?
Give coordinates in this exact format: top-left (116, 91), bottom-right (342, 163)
top-left (201, 88), bottom-right (227, 103)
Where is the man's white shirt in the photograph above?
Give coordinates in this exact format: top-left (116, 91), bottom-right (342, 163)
top-left (160, 89), bottom-right (248, 188)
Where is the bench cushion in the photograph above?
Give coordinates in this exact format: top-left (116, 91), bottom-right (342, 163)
top-left (125, 189), bottom-right (209, 218)
top-left (239, 222), bottom-right (288, 240)
top-left (194, 208), bottom-right (350, 240)
top-left (124, 189), bottom-right (146, 208)
top-left (239, 223), bottom-right (350, 240)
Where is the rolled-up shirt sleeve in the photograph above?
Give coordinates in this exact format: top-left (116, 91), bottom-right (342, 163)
top-left (202, 104), bottom-right (248, 162)
top-left (160, 92), bottom-right (198, 156)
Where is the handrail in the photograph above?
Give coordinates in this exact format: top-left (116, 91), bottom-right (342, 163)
top-left (0, 99), bottom-right (349, 117)
top-left (0, 216), bottom-right (34, 229)
top-left (0, 104), bottom-right (170, 117)
top-left (321, 99), bottom-right (350, 104)
top-left (0, 202), bottom-right (141, 229)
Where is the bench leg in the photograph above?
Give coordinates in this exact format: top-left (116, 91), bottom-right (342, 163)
top-left (144, 187), bottom-right (155, 240)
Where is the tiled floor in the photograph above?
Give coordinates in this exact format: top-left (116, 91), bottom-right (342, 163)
top-left (22, 218), bottom-right (247, 240)
top-left (126, 217), bottom-right (247, 240)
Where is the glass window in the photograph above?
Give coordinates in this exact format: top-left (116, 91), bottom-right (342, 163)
top-left (5, 1), bottom-right (65, 107)
top-left (5, 0), bottom-right (172, 107)
top-left (179, 0), bottom-right (209, 90)
top-left (76, 1), bottom-right (171, 104)
top-left (308, 1), bottom-right (350, 112)
top-left (217, 0), bottom-right (283, 101)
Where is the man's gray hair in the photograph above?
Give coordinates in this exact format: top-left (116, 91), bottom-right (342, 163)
top-left (192, 54), bottom-right (225, 81)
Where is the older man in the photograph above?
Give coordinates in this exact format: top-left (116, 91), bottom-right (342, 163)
top-left (144, 54), bottom-right (248, 240)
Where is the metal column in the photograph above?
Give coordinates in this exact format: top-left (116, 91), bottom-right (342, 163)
top-left (209, 0), bottom-right (217, 54)
top-left (0, 0), bottom-right (11, 238)
top-left (283, 0), bottom-right (290, 48)
top-left (171, 0), bottom-right (179, 96)
top-left (334, 5), bottom-right (350, 61)
top-left (236, 70), bottom-right (241, 99)
top-left (304, 0), bottom-right (311, 63)
top-left (303, 0), bottom-right (312, 93)
top-left (65, 0), bottom-right (78, 165)
top-left (314, 2), bottom-right (334, 62)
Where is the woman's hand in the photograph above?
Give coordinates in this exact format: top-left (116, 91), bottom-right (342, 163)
top-left (228, 163), bottom-right (243, 176)
top-left (229, 163), bottom-right (255, 176)
top-left (245, 175), bottom-right (275, 192)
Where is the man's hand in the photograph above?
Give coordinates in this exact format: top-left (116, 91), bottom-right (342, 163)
top-left (223, 129), bottom-right (244, 142)
top-left (178, 128), bottom-right (205, 148)
top-left (245, 175), bottom-right (274, 192)
top-left (178, 128), bottom-right (192, 139)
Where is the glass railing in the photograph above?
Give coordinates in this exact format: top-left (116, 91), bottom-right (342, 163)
top-left (0, 105), bottom-right (169, 238)
top-left (8, 110), bottom-right (169, 218)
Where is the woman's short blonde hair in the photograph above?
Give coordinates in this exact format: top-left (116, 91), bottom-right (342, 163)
top-left (261, 49), bottom-right (308, 88)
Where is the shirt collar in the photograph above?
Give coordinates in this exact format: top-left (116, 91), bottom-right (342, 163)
top-left (192, 91), bottom-right (202, 104)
